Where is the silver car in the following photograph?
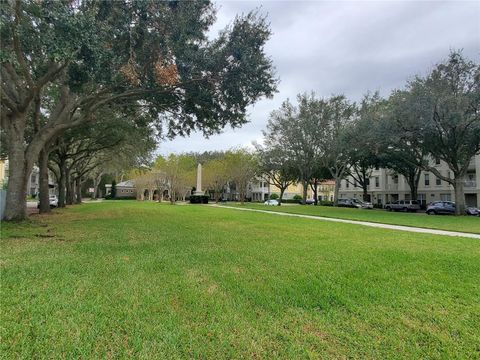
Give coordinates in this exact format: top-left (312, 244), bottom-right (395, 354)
top-left (351, 198), bottom-right (373, 209)
top-left (385, 200), bottom-right (421, 212)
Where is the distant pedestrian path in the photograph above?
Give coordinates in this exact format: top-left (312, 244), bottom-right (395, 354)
top-left (212, 205), bottom-right (480, 239)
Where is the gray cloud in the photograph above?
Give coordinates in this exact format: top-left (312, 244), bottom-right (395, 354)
top-left (159, 0), bottom-right (480, 155)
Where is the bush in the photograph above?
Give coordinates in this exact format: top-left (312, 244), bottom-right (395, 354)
top-left (190, 195), bottom-right (209, 204)
top-left (269, 193), bottom-right (279, 200)
top-left (319, 200), bottom-right (334, 206)
top-left (282, 198), bottom-right (301, 204)
top-left (293, 194), bottom-right (302, 201)
top-left (104, 195), bottom-right (136, 200)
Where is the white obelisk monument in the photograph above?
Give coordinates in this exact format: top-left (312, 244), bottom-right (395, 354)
top-left (194, 163), bottom-right (204, 195)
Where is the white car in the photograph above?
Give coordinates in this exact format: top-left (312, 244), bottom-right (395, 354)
top-left (264, 199), bottom-right (279, 206)
top-left (37, 195), bottom-right (58, 208)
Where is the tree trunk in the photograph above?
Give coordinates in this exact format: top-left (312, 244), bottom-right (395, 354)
top-left (454, 175), bottom-right (466, 215)
top-left (4, 115), bottom-right (29, 221)
top-left (66, 174), bottom-right (75, 205)
top-left (313, 179), bottom-right (318, 205)
top-left (92, 173), bottom-right (102, 200)
top-left (362, 184), bottom-right (368, 202)
top-left (302, 180), bottom-right (308, 205)
top-left (333, 177), bottom-right (341, 206)
top-left (38, 147), bottom-right (51, 214)
top-left (58, 159), bottom-right (67, 207)
top-left (75, 178), bottom-right (82, 204)
top-left (279, 187), bottom-right (285, 204)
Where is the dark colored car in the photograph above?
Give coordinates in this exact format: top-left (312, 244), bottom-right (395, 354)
top-left (465, 207), bottom-right (480, 216)
top-left (426, 201), bottom-right (455, 215)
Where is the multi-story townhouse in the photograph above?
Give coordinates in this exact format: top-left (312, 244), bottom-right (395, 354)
top-left (249, 178), bottom-right (270, 201)
top-left (338, 155), bottom-right (479, 208)
top-left (1, 160), bottom-right (57, 197)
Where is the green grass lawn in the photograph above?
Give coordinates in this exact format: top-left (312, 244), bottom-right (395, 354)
top-left (226, 203), bottom-right (480, 234)
top-left (1, 201), bottom-right (479, 358)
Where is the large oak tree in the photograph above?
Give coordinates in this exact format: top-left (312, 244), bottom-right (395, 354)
top-left (0, 0), bottom-right (277, 220)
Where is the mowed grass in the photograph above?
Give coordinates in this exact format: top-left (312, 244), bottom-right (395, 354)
top-left (227, 203), bottom-right (480, 234)
top-left (1, 201), bottom-right (479, 359)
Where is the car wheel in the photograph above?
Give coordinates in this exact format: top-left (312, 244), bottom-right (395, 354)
top-left (426, 210), bottom-right (435, 215)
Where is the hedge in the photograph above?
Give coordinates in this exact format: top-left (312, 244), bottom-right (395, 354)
top-left (190, 195), bottom-right (209, 204)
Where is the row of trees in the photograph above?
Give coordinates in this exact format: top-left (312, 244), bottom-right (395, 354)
top-left (257, 52), bottom-right (479, 215)
top-left (1, 0), bottom-right (277, 220)
top-left (134, 149), bottom-right (259, 204)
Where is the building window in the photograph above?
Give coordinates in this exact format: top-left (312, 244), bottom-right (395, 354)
top-left (375, 165), bottom-right (379, 170)
top-left (31, 174), bottom-right (36, 183)
top-left (435, 158), bottom-right (441, 165)
top-left (375, 177), bottom-right (379, 188)
top-left (440, 193), bottom-right (451, 201)
top-left (393, 175), bottom-right (398, 184)
top-left (424, 173), bottom-right (430, 186)
top-left (417, 193), bottom-right (426, 206)
top-left (436, 177), bottom-right (441, 186)
top-left (346, 180), bottom-right (349, 188)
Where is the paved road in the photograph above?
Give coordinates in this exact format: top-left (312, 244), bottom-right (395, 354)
top-left (212, 205), bottom-right (480, 239)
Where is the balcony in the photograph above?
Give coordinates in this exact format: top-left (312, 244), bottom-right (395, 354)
top-left (386, 184), bottom-right (398, 191)
top-left (464, 180), bottom-right (477, 188)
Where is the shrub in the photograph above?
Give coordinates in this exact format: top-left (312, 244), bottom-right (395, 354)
top-left (190, 195), bottom-right (209, 204)
top-left (282, 198), bottom-right (301, 204)
top-left (293, 194), bottom-right (302, 201)
top-left (319, 200), bottom-right (334, 206)
top-left (269, 193), bottom-right (279, 200)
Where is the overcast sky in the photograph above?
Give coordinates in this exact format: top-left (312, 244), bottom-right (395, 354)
top-left (159, 0), bottom-right (480, 155)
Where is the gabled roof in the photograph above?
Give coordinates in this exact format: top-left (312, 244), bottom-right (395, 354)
top-left (118, 180), bottom-right (135, 187)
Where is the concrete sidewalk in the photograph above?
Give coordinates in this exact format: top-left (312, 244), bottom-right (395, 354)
top-left (211, 205), bottom-right (480, 239)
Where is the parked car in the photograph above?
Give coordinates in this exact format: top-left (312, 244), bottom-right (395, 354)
top-left (337, 198), bottom-right (372, 209)
top-left (384, 200), bottom-right (421, 212)
top-left (465, 207), bottom-right (480, 216)
top-left (305, 199), bottom-right (315, 205)
top-left (264, 199), bottom-right (279, 206)
top-left (426, 201), bottom-right (455, 215)
top-left (337, 198), bottom-right (356, 208)
top-left (37, 194), bottom-right (59, 208)
top-left (351, 198), bottom-right (373, 209)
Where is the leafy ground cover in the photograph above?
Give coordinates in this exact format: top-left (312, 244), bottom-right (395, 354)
top-left (226, 203), bottom-right (480, 234)
top-left (1, 201), bottom-right (479, 358)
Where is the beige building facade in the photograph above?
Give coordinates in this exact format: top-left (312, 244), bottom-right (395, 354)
top-left (337, 155), bottom-right (479, 208)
